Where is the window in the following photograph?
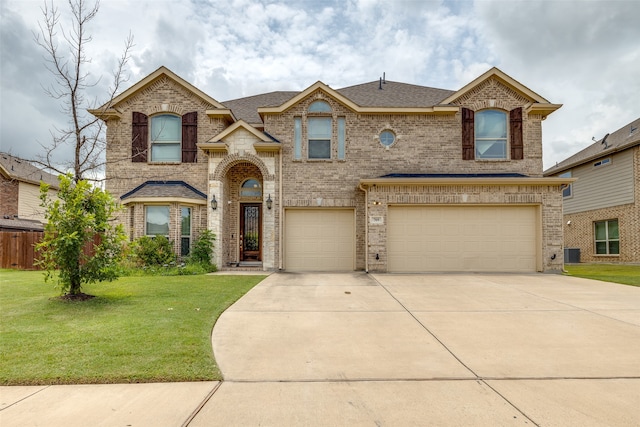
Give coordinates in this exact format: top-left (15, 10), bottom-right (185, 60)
top-left (308, 100), bottom-right (331, 112)
top-left (560, 171), bottom-right (572, 198)
top-left (379, 130), bottom-right (396, 147)
top-left (240, 179), bottom-right (262, 198)
top-left (475, 110), bottom-right (507, 159)
top-left (593, 158), bottom-right (611, 168)
top-left (308, 117), bottom-right (332, 159)
top-left (181, 207), bottom-right (191, 256)
top-left (150, 115), bottom-right (181, 162)
top-left (145, 206), bottom-right (170, 236)
top-left (594, 219), bottom-right (619, 255)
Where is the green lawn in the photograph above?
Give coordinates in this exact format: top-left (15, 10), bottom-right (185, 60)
top-left (564, 263), bottom-right (640, 287)
top-left (0, 270), bottom-right (265, 385)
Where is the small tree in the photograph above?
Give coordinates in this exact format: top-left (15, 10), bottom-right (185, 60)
top-left (36, 174), bottom-right (126, 296)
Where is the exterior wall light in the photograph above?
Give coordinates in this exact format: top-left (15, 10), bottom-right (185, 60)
top-left (210, 195), bottom-right (217, 210)
top-left (266, 194), bottom-right (273, 210)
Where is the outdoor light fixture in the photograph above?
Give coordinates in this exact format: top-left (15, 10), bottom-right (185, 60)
top-left (210, 195), bottom-right (218, 210)
top-left (266, 194), bottom-right (273, 210)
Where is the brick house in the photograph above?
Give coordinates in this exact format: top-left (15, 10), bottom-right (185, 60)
top-left (91, 66), bottom-right (571, 272)
top-left (544, 117), bottom-right (640, 263)
top-left (0, 153), bottom-right (59, 231)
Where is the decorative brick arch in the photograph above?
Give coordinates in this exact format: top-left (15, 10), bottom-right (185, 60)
top-left (212, 154), bottom-right (274, 181)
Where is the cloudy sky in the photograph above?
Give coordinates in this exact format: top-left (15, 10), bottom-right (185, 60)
top-left (1, 0), bottom-right (639, 172)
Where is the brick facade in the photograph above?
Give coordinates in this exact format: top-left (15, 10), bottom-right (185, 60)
top-left (563, 146), bottom-right (640, 263)
top-left (99, 67), bottom-right (566, 272)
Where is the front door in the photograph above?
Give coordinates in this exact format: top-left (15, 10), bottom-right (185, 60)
top-left (240, 203), bottom-right (261, 261)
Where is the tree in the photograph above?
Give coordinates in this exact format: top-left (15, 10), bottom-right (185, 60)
top-left (36, 174), bottom-right (126, 297)
top-left (34, 0), bottom-right (133, 182)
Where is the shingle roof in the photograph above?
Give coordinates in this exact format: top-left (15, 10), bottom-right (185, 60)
top-left (0, 217), bottom-right (44, 231)
top-left (544, 117), bottom-right (640, 175)
top-left (336, 80), bottom-right (455, 108)
top-left (120, 181), bottom-right (207, 201)
top-left (0, 153), bottom-right (59, 188)
top-left (223, 91), bottom-right (298, 124)
top-left (381, 173), bottom-right (528, 179)
top-left (222, 80), bottom-right (456, 124)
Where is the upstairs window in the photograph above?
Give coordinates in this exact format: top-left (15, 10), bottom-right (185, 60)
top-left (560, 171), bottom-right (572, 198)
top-left (131, 111), bottom-right (197, 163)
top-left (475, 110), bottom-right (507, 159)
top-left (150, 114), bottom-right (181, 162)
top-left (308, 117), bottom-right (332, 159)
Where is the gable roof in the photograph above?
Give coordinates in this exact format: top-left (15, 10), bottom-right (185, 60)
top-left (88, 66), bottom-right (233, 120)
top-left (441, 67), bottom-right (562, 117)
top-left (544, 117), bottom-right (640, 175)
top-left (0, 152), bottom-right (59, 188)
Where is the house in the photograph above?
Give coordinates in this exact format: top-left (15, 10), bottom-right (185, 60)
top-left (544, 118), bottom-right (640, 263)
top-left (90, 66), bottom-right (571, 273)
top-left (0, 153), bottom-right (59, 231)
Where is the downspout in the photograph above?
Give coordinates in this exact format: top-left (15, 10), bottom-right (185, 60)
top-left (358, 183), bottom-right (369, 273)
top-left (278, 146), bottom-right (283, 270)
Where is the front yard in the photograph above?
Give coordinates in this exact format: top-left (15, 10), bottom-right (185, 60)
top-left (564, 263), bottom-right (640, 287)
top-left (0, 270), bottom-right (265, 385)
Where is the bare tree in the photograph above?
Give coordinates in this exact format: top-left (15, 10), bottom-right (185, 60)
top-left (34, 0), bottom-right (133, 183)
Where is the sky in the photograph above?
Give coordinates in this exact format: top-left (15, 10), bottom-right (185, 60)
top-left (1, 0), bottom-right (639, 172)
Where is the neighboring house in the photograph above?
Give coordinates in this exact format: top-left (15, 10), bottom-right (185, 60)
top-left (544, 118), bottom-right (640, 263)
top-left (91, 66), bottom-right (571, 273)
top-left (0, 153), bottom-right (59, 231)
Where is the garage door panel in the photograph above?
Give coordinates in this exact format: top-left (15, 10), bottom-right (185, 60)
top-left (285, 209), bottom-right (354, 271)
top-left (388, 206), bottom-right (537, 273)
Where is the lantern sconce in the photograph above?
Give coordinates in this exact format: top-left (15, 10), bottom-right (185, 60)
top-left (210, 195), bottom-right (218, 210)
top-left (266, 194), bottom-right (273, 210)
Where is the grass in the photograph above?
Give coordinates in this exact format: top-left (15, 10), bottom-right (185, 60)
top-left (0, 269), bottom-right (266, 385)
top-left (564, 263), bottom-right (640, 287)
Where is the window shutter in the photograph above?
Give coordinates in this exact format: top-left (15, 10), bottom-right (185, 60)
top-left (132, 112), bottom-right (148, 163)
top-left (510, 107), bottom-right (523, 160)
top-left (182, 112), bottom-right (198, 163)
top-left (461, 108), bottom-right (475, 160)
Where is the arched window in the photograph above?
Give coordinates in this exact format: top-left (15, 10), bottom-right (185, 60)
top-left (150, 114), bottom-right (181, 162)
top-left (475, 110), bottom-right (507, 159)
top-left (240, 178), bottom-right (262, 198)
top-left (308, 100), bottom-right (332, 113)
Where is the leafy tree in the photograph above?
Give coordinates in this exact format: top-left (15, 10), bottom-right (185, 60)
top-left (36, 174), bottom-right (126, 296)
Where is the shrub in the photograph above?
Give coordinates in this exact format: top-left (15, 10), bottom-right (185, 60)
top-left (189, 230), bottom-right (216, 265)
top-left (132, 235), bottom-right (176, 267)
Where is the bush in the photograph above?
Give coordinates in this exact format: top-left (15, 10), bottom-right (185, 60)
top-left (132, 235), bottom-right (176, 267)
top-left (189, 230), bottom-right (216, 265)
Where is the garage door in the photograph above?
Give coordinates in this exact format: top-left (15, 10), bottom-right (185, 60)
top-left (285, 209), bottom-right (355, 271)
top-left (387, 206), bottom-right (537, 272)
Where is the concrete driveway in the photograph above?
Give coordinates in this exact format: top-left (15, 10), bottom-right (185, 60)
top-left (2, 273), bottom-right (639, 426)
top-left (196, 273), bottom-right (640, 426)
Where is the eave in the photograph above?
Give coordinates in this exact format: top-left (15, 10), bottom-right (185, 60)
top-left (87, 108), bottom-right (122, 120)
top-left (197, 142), bottom-right (228, 153)
top-left (526, 103), bottom-right (563, 118)
top-left (253, 142), bottom-right (281, 152)
top-left (360, 177), bottom-right (576, 187)
top-left (120, 197), bottom-right (207, 205)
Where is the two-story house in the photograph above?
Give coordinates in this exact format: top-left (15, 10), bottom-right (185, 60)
top-left (91, 66), bottom-right (571, 273)
top-left (544, 118), bottom-right (640, 263)
top-left (0, 152), bottom-right (59, 231)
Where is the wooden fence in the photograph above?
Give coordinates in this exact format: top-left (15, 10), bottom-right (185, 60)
top-left (0, 232), bottom-right (100, 270)
top-left (0, 231), bottom-right (44, 270)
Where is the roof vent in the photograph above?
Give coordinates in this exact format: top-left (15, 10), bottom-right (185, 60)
top-left (601, 133), bottom-right (610, 149)
top-left (378, 77), bottom-right (382, 90)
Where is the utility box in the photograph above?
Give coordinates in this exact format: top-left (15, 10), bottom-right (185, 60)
top-left (564, 248), bottom-right (580, 263)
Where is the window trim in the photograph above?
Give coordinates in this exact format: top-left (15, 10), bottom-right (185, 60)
top-left (475, 109), bottom-right (508, 160)
top-left (149, 114), bottom-right (182, 163)
top-left (594, 219), bottom-right (619, 256)
top-left (559, 171), bottom-right (572, 198)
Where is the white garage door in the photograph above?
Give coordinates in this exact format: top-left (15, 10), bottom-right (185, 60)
top-left (387, 206), bottom-right (538, 273)
top-left (285, 209), bottom-right (355, 271)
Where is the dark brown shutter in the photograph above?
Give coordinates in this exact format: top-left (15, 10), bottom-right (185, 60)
top-left (132, 112), bottom-right (148, 163)
top-left (182, 112), bottom-right (198, 163)
top-left (461, 107), bottom-right (475, 160)
top-left (510, 107), bottom-right (523, 160)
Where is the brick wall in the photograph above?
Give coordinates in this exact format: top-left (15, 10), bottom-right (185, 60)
top-left (0, 175), bottom-right (19, 217)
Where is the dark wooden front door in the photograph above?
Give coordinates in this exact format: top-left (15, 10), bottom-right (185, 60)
top-left (240, 204), bottom-right (261, 261)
